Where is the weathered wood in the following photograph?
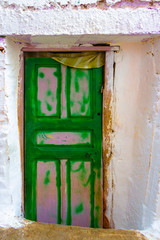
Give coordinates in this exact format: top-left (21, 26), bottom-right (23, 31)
top-left (22, 46), bottom-right (120, 52)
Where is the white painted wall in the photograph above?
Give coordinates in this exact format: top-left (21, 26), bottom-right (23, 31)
top-left (111, 39), bottom-right (160, 230)
top-left (0, 37), bottom-right (24, 227)
top-left (0, 38), bottom-right (11, 221)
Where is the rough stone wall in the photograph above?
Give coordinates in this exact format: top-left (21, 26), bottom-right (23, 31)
top-left (0, 0), bottom-right (160, 36)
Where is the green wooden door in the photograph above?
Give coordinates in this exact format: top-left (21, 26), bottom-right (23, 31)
top-left (25, 57), bottom-right (103, 227)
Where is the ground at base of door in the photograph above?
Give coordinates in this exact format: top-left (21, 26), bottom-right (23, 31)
top-left (0, 219), bottom-right (148, 240)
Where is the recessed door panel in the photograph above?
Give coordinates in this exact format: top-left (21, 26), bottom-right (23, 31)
top-left (36, 131), bottom-right (91, 145)
top-left (37, 67), bottom-right (60, 117)
top-left (69, 69), bottom-right (91, 117)
top-left (37, 161), bottom-right (59, 224)
top-left (70, 161), bottom-right (91, 227)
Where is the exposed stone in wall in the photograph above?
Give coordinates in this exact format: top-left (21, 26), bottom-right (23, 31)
top-left (0, 0), bottom-right (160, 9)
top-left (0, 0), bottom-right (160, 36)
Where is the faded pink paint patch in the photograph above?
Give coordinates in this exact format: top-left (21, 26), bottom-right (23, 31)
top-left (37, 161), bottom-right (57, 223)
top-left (70, 69), bottom-right (91, 117)
top-left (37, 132), bottom-right (91, 145)
top-left (38, 67), bottom-right (58, 116)
top-left (71, 161), bottom-right (91, 227)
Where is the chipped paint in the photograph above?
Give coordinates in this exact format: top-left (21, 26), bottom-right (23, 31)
top-left (0, 0), bottom-right (160, 9)
top-left (103, 52), bottom-right (115, 229)
top-left (37, 131), bottom-right (91, 145)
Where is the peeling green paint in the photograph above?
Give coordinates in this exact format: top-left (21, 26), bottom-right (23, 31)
top-left (81, 132), bottom-right (89, 140)
top-left (71, 162), bottom-right (85, 173)
top-left (39, 72), bottom-right (45, 78)
top-left (69, 68), bottom-right (91, 117)
top-left (44, 170), bottom-right (50, 185)
top-left (45, 101), bottom-right (53, 111)
top-left (83, 174), bottom-right (91, 187)
top-left (55, 161), bottom-right (62, 224)
top-left (94, 205), bottom-right (100, 228)
top-left (66, 160), bottom-right (71, 225)
top-left (74, 202), bottom-right (84, 214)
top-left (53, 69), bottom-right (58, 77)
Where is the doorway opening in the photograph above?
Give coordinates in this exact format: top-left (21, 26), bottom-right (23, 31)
top-left (24, 51), bottom-right (103, 228)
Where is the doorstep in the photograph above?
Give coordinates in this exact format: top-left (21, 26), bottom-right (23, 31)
top-left (0, 219), bottom-right (148, 240)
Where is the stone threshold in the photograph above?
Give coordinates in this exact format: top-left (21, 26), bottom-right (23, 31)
top-left (0, 219), bottom-right (148, 240)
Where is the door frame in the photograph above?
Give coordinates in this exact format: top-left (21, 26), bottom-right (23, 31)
top-left (18, 46), bottom-right (118, 228)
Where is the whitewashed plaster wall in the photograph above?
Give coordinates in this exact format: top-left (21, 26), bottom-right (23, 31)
top-left (111, 39), bottom-right (160, 231)
top-left (0, 0), bottom-right (160, 36)
top-left (0, 37), bottom-right (23, 226)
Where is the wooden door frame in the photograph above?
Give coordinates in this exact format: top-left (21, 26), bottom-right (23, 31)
top-left (18, 46), bottom-right (118, 227)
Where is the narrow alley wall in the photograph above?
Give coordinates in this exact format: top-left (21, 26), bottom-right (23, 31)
top-left (108, 39), bottom-right (160, 230)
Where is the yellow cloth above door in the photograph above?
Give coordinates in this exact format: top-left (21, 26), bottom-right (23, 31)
top-left (52, 52), bottom-right (105, 69)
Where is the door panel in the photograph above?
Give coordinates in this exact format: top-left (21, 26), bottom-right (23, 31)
top-left (37, 67), bottom-right (60, 117)
top-left (69, 68), bottom-right (91, 117)
top-left (25, 58), bottom-right (103, 228)
top-left (70, 161), bottom-right (91, 227)
top-left (36, 131), bottom-right (91, 145)
top-left (36, 161), bottom-right (59, 224)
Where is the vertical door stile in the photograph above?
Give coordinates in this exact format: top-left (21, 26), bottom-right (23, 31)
top-left (66, 160), bottom-right (71, 225)
top-left (56, 160), bottom-right (61, 224)
top-left (61, 159), bottom-right (67, 224)
top-left (66, 66), bottom-right (71, 118)
top-left (90, 159), bottom-right (95, 228)
top-left (61, 65), bottom-right (67, 119)
top-left (94, 67), bottom-right (103, 228)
